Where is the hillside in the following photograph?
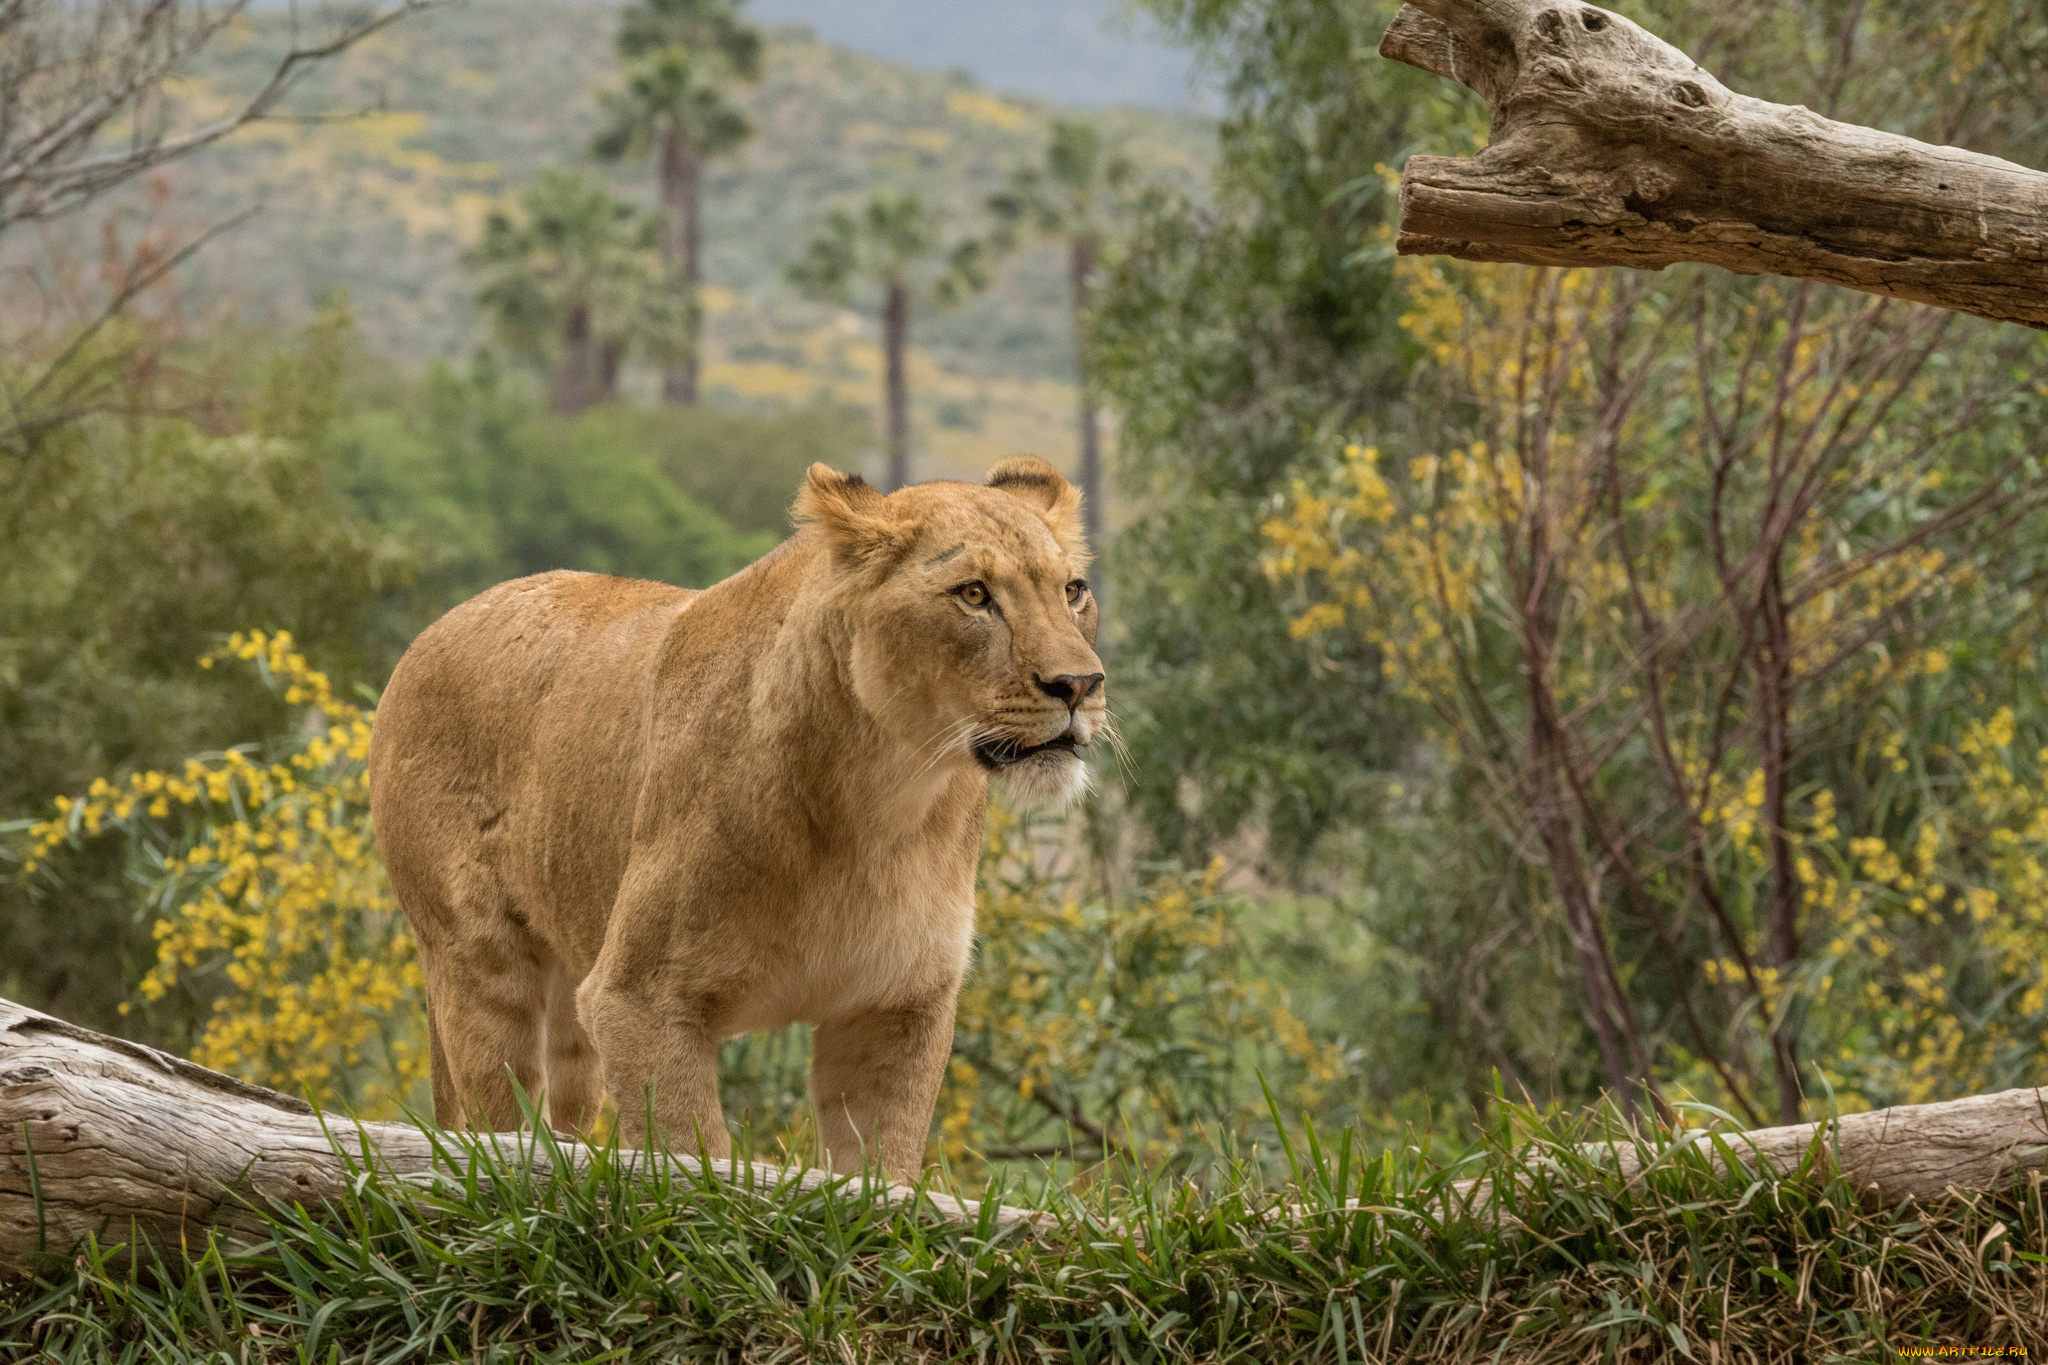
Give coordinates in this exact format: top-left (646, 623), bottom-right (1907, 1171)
top-left (131, 2), bottom-right (1214, 482)
top-left (746, 0), bottom-right (1210, 111)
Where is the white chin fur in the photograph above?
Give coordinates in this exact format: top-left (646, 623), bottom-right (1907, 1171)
top-left (993, 751), bottom-right (1093, 809)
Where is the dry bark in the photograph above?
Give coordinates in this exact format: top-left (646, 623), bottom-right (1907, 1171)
top-left (0, 997), bottom-right (1037, 1278)
top-left (1593, 1089), bottom-right (2048, 1201)
top-left (1377, 0), bottom-right (2048, 329)
top-left (10, 993), bottom-right (2048, 1278)
top-left (1420, 1089), bottom-right (2048, 1224)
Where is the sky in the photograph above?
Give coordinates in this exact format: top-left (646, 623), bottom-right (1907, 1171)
top-left (742, 0), bottom-right (1211, 111)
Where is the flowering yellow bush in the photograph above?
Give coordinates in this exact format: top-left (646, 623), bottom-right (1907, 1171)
top-left (1262, 253), bottom-right (2048, 1121)
top-left (938, 806), bottom-right (1346, 1168)
top-left (1759, 710), bottom-right (2048, 1108)
top-left (717, 804), bottom-right (1349, 1171)
top-left (21, 631), bottom-right (425, 1115)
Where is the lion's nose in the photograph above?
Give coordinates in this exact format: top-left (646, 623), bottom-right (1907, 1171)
top-left (1037, 672), bottom-right (1104, 712)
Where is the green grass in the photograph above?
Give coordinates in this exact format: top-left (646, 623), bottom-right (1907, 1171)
top-left (4, 1104), bottom-right (2042, 1362)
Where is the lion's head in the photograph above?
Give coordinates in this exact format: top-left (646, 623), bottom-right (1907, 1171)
top-left (796, 456), bottom-right (1107, 806)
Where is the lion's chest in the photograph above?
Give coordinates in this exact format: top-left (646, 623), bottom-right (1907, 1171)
top-left (719, 852), bottom-right (977, 1034)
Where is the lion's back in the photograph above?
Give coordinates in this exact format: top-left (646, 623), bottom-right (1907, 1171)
top-left (369, 571), bottom-right (699, 945)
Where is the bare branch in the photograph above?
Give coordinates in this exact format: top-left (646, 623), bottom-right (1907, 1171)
top-left (0, 0), bottom-right (437, 237)
top-left (1379, 0), bottom-right (2048, 329)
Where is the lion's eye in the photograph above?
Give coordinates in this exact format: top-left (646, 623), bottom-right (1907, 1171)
top-left (954, 581), bottom-right (990, 608)
top-left (1066, 579), bottom-right (1089, 606)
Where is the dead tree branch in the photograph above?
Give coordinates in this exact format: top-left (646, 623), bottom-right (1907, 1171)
top-left (1378, 0), bottom-right (2048, 329)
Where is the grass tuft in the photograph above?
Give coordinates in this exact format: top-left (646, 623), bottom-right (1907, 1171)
top-left (4, 1102), bottom-right (2043, 1361)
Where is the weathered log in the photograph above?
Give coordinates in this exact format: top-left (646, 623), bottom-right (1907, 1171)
top-left (1378, 0), bottom-right (2048, 329)
top-left (1608, 1089), bottom-right (2048, 1199)
top-left (0, 997), bottom-right (1035, 1277)
top-left (8, 994), bottom-right (2048, 1278)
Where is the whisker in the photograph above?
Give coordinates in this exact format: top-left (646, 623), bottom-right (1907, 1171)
top-left (905, 716), bottom-right (981, 788)
top-left (1092, 708), bottom-right (1136, 776)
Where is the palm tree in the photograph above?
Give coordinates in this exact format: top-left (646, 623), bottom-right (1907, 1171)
top-left (988, 119), bottom-right (1133, 549)
top-left (465, 171), bottom-right (659, 415)
top-left (787, 192), bottom-right (985, 491)
top-left (593, 0), bottom-right (761, 406)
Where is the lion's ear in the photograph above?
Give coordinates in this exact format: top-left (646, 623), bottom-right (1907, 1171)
top-left (986, 456), bottom-right (1089, 562)
top-left (795, 463), bottom-right (913, 566)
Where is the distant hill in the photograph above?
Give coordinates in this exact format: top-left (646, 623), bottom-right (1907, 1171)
top-left (118, 2), bottom-right (1214, 482)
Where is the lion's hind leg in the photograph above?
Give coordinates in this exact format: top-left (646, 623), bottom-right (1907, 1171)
top-left (415, 913), bottom-right (549, 1132)
top-left (542, 958), bottom-right (602, 1135)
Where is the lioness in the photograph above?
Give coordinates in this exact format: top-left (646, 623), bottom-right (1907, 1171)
top-left (368, 457), bottom-right (1104, 1179)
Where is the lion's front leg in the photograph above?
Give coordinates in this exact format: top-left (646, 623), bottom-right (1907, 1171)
top-left (810, 989), bottom-right (959, 1182)
top-left (576, 967), bottom-right (729, 1163)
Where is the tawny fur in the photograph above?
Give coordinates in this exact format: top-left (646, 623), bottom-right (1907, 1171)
top-left (368, 458), bottom-right (1104, 1180)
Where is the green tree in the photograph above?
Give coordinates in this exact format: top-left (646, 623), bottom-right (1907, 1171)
top-left (988, 119), bottom-right (1133, 550)
top-left (787, 193), bottom-right (985, 490)
top-left (465, 170), bottom-right (660, 416)
top-left (596, 0), bottom-right (763, 407)
top-left (322, 357), bottom-right (776, 612)
top-left (591, 401), bottom-right (872, 536)
top-left (0, 305), bottom-right (415, 1037)
top-left (1092, 0), bottom-right (1435, 867)
top-left (1104, 0), bottom-right (2048, 1122)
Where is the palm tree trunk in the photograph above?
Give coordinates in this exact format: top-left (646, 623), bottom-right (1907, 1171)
top-left (883, 274), bottom-right (910, 491)
top-left (1069, 232), bottom-right (1102, 551)
top-left (552, 298), bottom-right (593, 415)
top-left (598, 334), bottom-right (626, 404)
top-left (659, 125), bottom-right (702, 406)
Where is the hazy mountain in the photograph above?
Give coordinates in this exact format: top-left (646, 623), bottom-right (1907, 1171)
top-left (85, 2), bottom-right (1214, 480)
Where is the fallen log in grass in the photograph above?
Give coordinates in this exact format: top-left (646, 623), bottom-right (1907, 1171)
top-left (0, 997), bottom-right (1038, 1277)
top-left (1422, 1088), bottom-right (2048, 1223)
top-left (6, 993), bottom-right (2048, 1278)
top-left (1591, 1090), bottom-right (2048, 1201)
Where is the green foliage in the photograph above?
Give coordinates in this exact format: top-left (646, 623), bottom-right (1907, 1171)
top-left (615, 0), bottom-right (763, 76)
top-left (323, 358), bottom-right (777, 611)
top-left (943, 809), bottom-right (1346, 1173)
top-left (5, 1103), bottom-right (2043, 1359)
top-left (1094, 0), bottom-right (1445, 868)
top-left (1265, 262), bottom-right (2048, 1123)
top-left (591, 47), bottom-right (754, 177)
top-left (787, 191), bottom-right (984, 306)
top-left (0, 315), bottom-right (415, 1037)
top-left (465, 170), bottom-right (672, 408)
top-left (1101, 0), bottom-right (2048, 1134)
top-left (986, 118), bottom-right (1134, 248)
top-left (710, 806), bottom-right (1346, 1179)
top-left (589, 400), bottom-right (871, 536)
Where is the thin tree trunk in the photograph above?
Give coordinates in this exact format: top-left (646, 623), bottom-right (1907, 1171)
top-left (551, 298), bottom-right (593, 415)
top-left (883, 274), bottom-right (910, 491)
top-left (659, 125), bottom-right (702, 406)
top-left (1757, 555), bottom-right (1806, 1123)
top-left (597, 334), bottom-right (626, 405)
top-left (1504, 277), bottom-right (1654, 1117)
top-left (1069, 232), bottom-right (1102, 552)
top-left (1520, 528), bottom-right (1651, 1116)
